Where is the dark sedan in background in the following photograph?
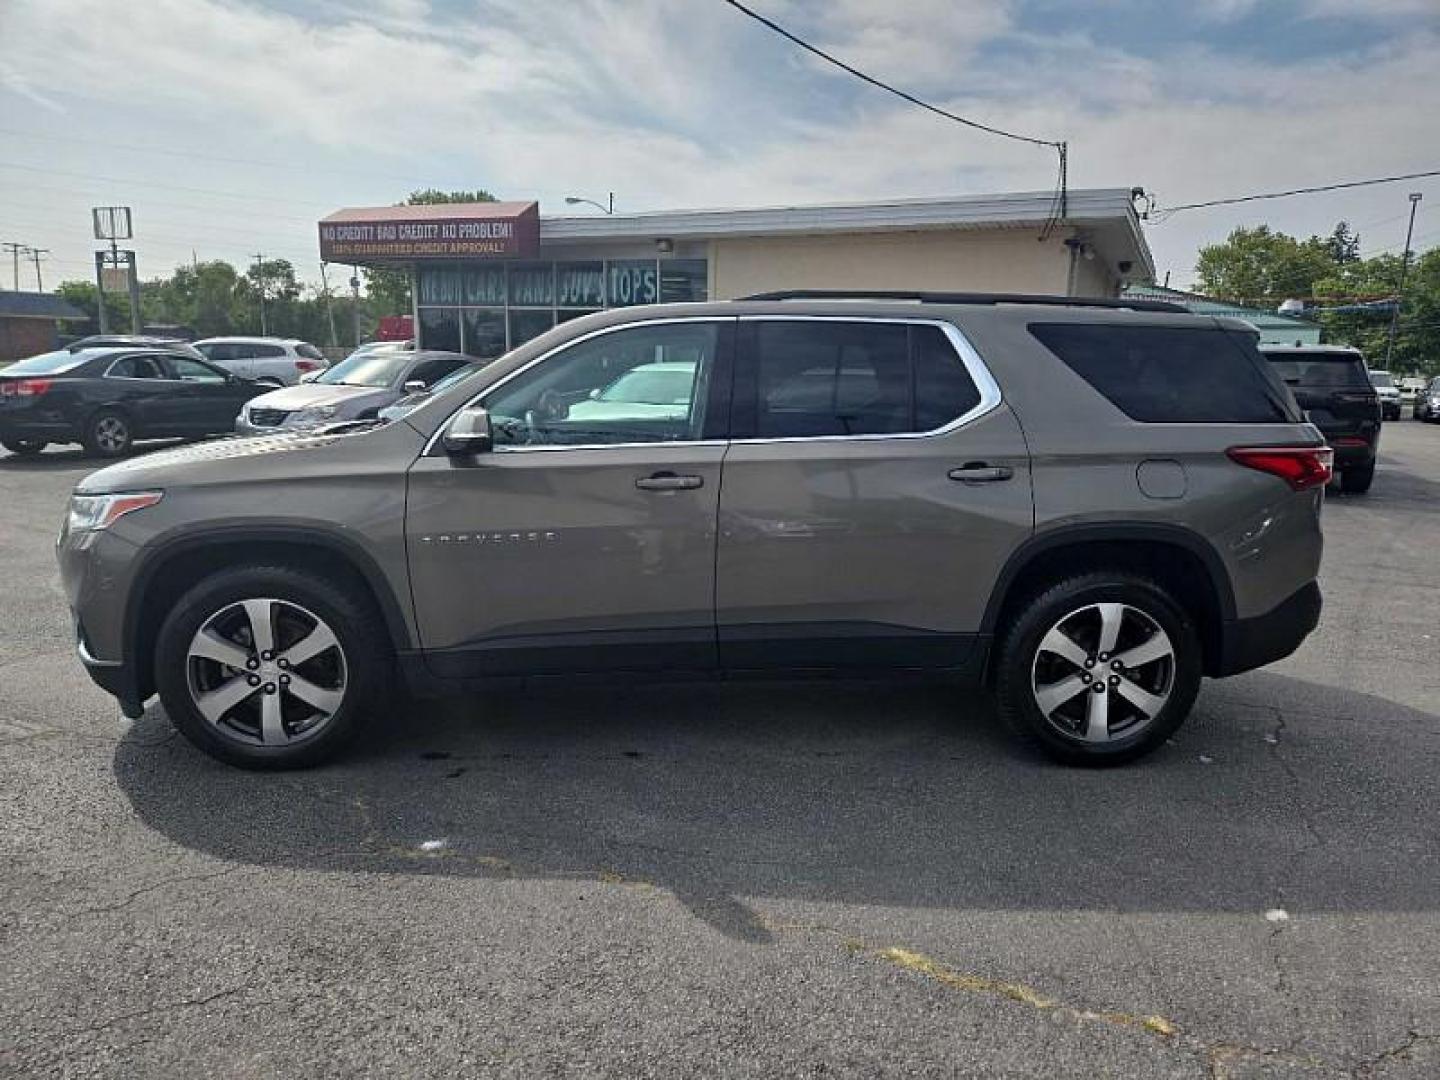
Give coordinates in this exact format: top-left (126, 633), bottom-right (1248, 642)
top-left (234, 349), bottom-right (476, 435)
top-left (1415, 377), bottom-right (1440, 422)
top-left (0, 346), bottom-right (265, 458)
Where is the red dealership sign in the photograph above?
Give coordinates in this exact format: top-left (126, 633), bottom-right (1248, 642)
top-left (318, 201), bottom-right (540, 261)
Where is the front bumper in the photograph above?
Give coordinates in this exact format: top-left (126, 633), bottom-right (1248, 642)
top-left (1214, 580), bottom-right (1322, 677)
top-left (78, 635), bottom-right (145, 718)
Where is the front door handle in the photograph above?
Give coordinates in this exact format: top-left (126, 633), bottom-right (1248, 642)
top-left (636, 472), bottom-right (704, 491)
top-left (948, 463), bottom-right (1014, 483)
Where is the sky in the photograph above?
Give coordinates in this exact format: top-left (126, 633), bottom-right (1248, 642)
top-left (0, 0), bottom-right (1437, 294)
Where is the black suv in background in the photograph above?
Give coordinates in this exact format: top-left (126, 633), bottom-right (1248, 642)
top-left (1260, 345), bottom-right (1380, 493)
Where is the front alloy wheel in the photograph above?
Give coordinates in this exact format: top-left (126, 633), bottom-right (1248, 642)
top-left (1030, 603), bottom-right (1175, 744)
top-left (186, 598), bottom-right (347, 748)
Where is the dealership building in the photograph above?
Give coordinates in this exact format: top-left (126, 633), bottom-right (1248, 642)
top-left (318, 187), bottom-right (1155, 358)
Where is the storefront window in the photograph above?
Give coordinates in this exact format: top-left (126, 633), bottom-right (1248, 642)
top-left (509, 309), bottom-right (555, 346)
top-left (660, 259), bottom-right (708, 303)
top-left (556, 261), bottom-right (605, 307)
top-left (417, 266), bottom-right (462, 306)
top-left (508, 263), bottom-right (554, 306)
top-left (462, 266), bottom-right (506, 306)
top-left (463, 308), bottom-right (507, 359)
top-left (607, 259), bottom-right (659, 307)
top-left (414, 257), bottom-right (708, 351)
top-left (420, 308), bottom-right (461, 352)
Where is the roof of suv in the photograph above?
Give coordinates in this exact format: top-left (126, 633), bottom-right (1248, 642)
top-left (194, 336), bottom-right (311, 345)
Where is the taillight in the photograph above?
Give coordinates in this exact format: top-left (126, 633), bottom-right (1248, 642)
top-left (295, 359), bottom-right (321, 372)
top-left (1331, 436), bottom-right (1368, 448)
top-left (1227, 446), bottom-right (1334, 491)
top-left (0, 378), bottom-right (53, 397)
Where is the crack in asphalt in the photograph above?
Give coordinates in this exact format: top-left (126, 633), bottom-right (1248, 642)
top-left (1349, 1029), bottom-right (1437, 1077)
top-left (61, 864), bottom-right (248, 919)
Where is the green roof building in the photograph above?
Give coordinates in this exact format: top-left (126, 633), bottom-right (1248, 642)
top-left (1122, 284), bottom-right (1322, 345)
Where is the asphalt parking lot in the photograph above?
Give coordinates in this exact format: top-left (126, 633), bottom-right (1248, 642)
top-left (2, 423), bottom-right (1437, 1078)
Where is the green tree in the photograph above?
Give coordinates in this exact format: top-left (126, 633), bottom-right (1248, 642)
top-left (55, 280), bottom-right (129, 335)
top-left (1195, 225), bottom-right (1336, 302)
top-left (1324, 221), bottom-right (1361, 265)
top-left (1314, 247), bottom-right (1440, 376)
top-left (361, 188), bottom-right (498, 316)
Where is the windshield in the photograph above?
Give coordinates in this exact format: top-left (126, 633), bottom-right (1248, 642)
top-left (315, 351), bottom-right (411, 388)
top-left (598, 365), bottom-right (695, 405)
top-left (1368, 371), bottom-right (1394, 387)
top-left (1265, 353), bottom-right (1370, 389)
top-left (3, 350), bottom-right (90, 375)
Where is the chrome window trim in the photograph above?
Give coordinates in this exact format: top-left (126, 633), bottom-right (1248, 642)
top-left (422, 313), bottom-right (1003, 456)
top-left (421, 316), bottom-right (735, 456)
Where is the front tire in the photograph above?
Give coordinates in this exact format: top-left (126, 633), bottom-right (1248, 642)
top-left (83, 409), bottom-right (132, 458)
top-left (1340, 464), bottom-right (1374, 494)
top-left (154, 564), bottom-right (393, 769)
top-left (994, 572), bottom-right (1202, 765)
top-left (1, 438), bottom-right (46, 456)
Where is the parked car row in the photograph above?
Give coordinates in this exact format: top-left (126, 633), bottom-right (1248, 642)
top-left (0, 336), bottom-right (470, 457)
top-left (1414, 377), bottom-right (1440, 422)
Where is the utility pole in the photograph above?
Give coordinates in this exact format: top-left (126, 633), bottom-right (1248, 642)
top-left (2, 242), bottom-right (27, 290)
top-left (349, 267), bottom-right (362, 348)
top-left (1384, 192), bottom-right (1423, 369)
top-left (28, 248), bottom-right (49, 291)
top-left (318, 262), bottom-right (339, 348)
top-left (250, 252), bottom-right (268, 335)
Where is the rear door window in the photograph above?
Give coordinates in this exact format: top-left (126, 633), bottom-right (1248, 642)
top-left (1029, 323), bottom-right (1297, 423)
top-left (747, 321), bottom-right (982, 438)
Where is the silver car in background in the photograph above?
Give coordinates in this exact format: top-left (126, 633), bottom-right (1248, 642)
top-left (235, 349), bottom-right (475, 435)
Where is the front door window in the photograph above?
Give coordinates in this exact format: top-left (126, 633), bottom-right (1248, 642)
top-left (483, 322), bottom-right (721, 447)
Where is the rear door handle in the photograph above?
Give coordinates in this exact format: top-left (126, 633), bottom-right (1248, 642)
top-left (636, 472), bottom-right (704, 491)
top-left (948, 463), bottom-right (1013, 483)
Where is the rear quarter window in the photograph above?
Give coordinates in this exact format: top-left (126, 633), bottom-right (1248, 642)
top-left (1029, 323), bottom-right (1296, 423)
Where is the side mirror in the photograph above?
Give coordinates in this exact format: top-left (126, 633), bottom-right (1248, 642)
top-left (442, 406), bottom-right (493, 456)
top-left (403, 379), bottom-right (427, 395)
top-left (588, 388), bottom-right (602, 400)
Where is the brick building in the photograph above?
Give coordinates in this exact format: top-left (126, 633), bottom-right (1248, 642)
top-left (0, 292), bottom-right (87, 363)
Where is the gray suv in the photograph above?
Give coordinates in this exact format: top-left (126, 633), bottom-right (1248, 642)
top-left (58, 294), bottom-right (1328, 769)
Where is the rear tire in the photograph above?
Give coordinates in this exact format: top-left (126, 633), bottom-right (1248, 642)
top-left (83, 410), bottom-right (132, 458)
top-left (2, 438), bottom-right (46, 456)
top-left (1340, 465), bottom-right (1374, 494)
top-left (994, 572), bottom-right (1202, 766)
top-left (154, 564), bottom-right (393, 769)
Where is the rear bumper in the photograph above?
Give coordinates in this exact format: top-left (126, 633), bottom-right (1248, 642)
top-left (1214, 580), bottom-right (1322, 677)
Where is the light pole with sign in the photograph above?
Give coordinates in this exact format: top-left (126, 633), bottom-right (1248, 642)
top-left (92, 207), bottom-right (142, 334)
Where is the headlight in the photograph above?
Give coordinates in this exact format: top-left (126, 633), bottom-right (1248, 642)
top-left (290, 405), bottom-right (339, 425)
top-left (67, 491), bottom-right (163, 532)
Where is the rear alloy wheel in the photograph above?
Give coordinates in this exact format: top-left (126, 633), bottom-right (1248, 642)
top-left (995, 573), bottom-right (1201, 765)
top-left (84, 410), bottom-right (132, 458)
top-left (1339, 465), bottom-right (1374, 494)
top-left (1, 438), bottom-right (46, 456)
top-left (155, 565), bottom-right (391, 768)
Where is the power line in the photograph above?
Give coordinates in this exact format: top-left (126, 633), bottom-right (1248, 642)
top-left (718, 1), bottom-right (1062, 150)
top-left (1149, 169), bottom-right (1440, 221)
top-left (0, 161), bottom-right (334, 211)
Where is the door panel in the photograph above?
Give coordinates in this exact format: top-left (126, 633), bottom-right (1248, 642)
top-left (407, 445), bottom-right (724, 675)
top-left (716, 407), bottom-right (1032, 669)
top-left (161, 355), bottom-right (247, 432)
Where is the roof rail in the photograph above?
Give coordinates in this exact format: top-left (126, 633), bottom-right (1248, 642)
top-left (737, 290), bottom-right (1187, 313)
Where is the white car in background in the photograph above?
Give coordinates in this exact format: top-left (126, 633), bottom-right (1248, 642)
top-left (1367, 369), bottom-right (1402, 420)
top-left (194, 337), bottom-right (329, 386)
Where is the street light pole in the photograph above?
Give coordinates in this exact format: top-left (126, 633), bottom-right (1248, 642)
top-left (563, 192), bottom-right (615, 215)
top-left (1383, 192), bottom-right (1423, 370)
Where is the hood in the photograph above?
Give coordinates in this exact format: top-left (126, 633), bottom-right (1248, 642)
top-left (75, 421), bottom-right (422, 494)
top-left (246, 382), bottom-right (392, 411)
